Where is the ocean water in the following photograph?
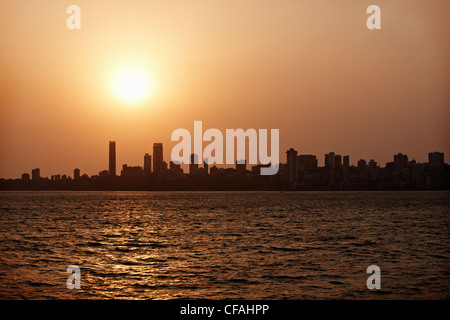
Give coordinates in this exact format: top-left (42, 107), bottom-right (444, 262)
top-left (0, 191), bottom-right (448, 300)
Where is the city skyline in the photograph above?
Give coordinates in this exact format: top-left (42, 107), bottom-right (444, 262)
top-left (1, 1), bottom-right (449, 303)
top-left (2, 140), bottom-right (447, 191)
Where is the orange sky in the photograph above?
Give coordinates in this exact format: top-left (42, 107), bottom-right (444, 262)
top-left (1, 0), bottom-right (449, 178)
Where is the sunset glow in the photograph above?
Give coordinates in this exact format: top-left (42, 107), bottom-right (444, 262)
top-left (0, 0), bottom-right (448, 179)
top-left (111, 67), bottom-right (154, 104)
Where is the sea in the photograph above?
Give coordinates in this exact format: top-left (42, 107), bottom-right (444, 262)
top-left (0, 191), bottom-right (448, 299)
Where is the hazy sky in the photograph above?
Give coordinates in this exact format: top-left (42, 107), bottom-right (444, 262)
top-left (1, 0), bottom-right (449, 178)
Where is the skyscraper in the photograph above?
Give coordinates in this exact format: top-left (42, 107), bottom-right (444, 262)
top-left (109, 141), bottom-right (116, 176)
top-left (153, 143), bottom-right (163, 173)
top-left (394, 153), bottom-right (408, 171)
top-left (297, 154), bottom-right (318, 171)
top-left (429, 152), bottom-right (444, 169)
top-left (343, 155), bottom-right (350, 167)
top-left (74, 168), bottom-right (80, 180)
top-left (325, 152), bottom-right (336, 170)
top-left (343, 155), bottom-right (350, 182)
top-left (286, 148), bottom-right (298, 182)
top-left (31, 168), bottom-right (40, 181)
top-left (335, 155), bottom-right (342, 170)
top-left (144, 153), bottom-right (152, 176)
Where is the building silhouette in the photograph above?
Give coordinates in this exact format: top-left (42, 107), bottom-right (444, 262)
top-left (144, 153), bottom-right (152, 176)
top-left (109, 141), bottom-right (116, 176)
top-left (429, 152), bottom-right (444, 169)
top-left (2, 139), bottom-right (449, 191)
top-left (325, 152), bottom-right (336, 170)
top-left (286, 148), bottom-right (298, 183)
top-left (74, 168), bottom-right (80, 180)
top-left (31, 168), bottom-right (40, 181)
top-left (121, 165), bottom-right (144, 178)
top-left (298, 155), bottom-right (317, 172)
top-left (153, 143), bottom-right (163, 173)
top-left (357, 159), bottom-right (367, 168)
top-left (394, 153), bottom-right (408, 171)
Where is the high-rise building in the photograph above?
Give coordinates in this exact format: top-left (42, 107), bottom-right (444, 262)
top-left (286, 148), bottom-right (298, 182)
top-left (394, 153), bottom-right (408, 171)
top-left (144, 153), bottom-right (152, 175)
top-left (297, 155), bottom-right (318, 171)
top-left (343, 155), bottom-right (350, 167)
top-left (357, 159), bottom-right (367, 168)
top-left (109, 141), bottom-right (116, 176)
top-left (429, 152), bottom-right (444, 169)
top-left (74, 168), bottom-right (80, 180)
top-left (335, 155), bottom-right (342, 170)
top-left (190, 154), bottom-right (199, 175)
top-left (22, 173), bottom-right (30, 181)
top-left (343, 155), bottom-right (350, 182)
top-left (32, 168), bottom-right (40, 181)
top-left (153, 143), bottom-right (163, 173)
top-left (325, 152), bottom-right (336, 170)
top-left (369, 159), bottom-right (377, 168)
top-left (299, 155), bottom-right (317, 171)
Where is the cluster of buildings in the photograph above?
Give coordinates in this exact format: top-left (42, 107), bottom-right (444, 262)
top-left (282, 149), bottom-right (448, 190)
top-left (3, 141), bottom-right (449, 190)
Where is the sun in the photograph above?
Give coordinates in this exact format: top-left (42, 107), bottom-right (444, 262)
top-left (111, 67), bottom-right (154, 104)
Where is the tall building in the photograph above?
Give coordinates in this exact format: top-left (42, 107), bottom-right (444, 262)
top-left (394, 153), bottom-right (408, 171)
top-left (369, 159), bottom-right (377, 168)
top-left (190, 154), bottom-right (199, 175)
top-left (153, 143), bottom-right (163, 173)
top-left (325, 152), bottom-right (336, 170)
top-left (297, 155), bottom-right (318, 171)
top-left (428, 152), bottom-right (445, 188)
top-left (32, 168), bottom-right (40, 181)
top-left (343, 155), bottom-right (350, 182)
top-left (343, 155), bottom-right (350, 167)
top-left (74, 168), bottom-right (80, 180)
top-left (286, 148), bottom-right (298, 182)
top-left (109, 141), bottom-right (116, 176)
top-left (144, 153), bottom-right (152, 175)
top-left (357, 159), bottom-right (367, 168)
top-left (335, 155), bottom-right (342, 170)
top-left (429, 152), bottom-right (444, 169)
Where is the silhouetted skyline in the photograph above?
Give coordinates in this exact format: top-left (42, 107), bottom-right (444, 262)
top-left (1, 140), bottom-right (448, 191)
